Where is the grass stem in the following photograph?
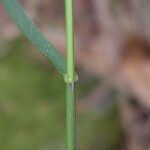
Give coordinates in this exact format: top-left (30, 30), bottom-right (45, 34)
top-left (65, 0), bottom-right (76, 150)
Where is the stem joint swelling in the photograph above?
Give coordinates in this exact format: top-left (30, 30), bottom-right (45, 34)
top-left (64, 74), bottom-right (78, 84)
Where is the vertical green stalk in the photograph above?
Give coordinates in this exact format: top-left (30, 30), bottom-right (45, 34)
top-left (65, 0), bottom-right (75, 150)
top-left (66, 83), bottom-right (75, 150)
top-left (65, 0), bottom-right (75, 81)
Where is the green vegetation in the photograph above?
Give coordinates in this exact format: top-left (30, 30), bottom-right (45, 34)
top-left (2, 0), bottom-right (66, 75)
top-left (0, 40), bottom-right (122, 150)
top-left (1, 0), bottom-right (123, 149)
top-left (65, 0), bottom-right (76, 149)
top-left (2, 1), bottom-right (76, 149)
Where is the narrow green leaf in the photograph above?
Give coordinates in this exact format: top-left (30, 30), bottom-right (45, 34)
top-left (1, 0), bottom-right (66, 75)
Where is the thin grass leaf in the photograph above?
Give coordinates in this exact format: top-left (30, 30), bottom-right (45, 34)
top-left (1, 0), bottom-right (66, 75)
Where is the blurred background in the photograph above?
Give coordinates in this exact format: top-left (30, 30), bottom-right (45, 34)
top-left (0, 0), bottom-right (149, 150)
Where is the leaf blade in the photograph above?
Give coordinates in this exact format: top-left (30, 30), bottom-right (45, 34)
top-left (1, 0), bottom-right (67, 75)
